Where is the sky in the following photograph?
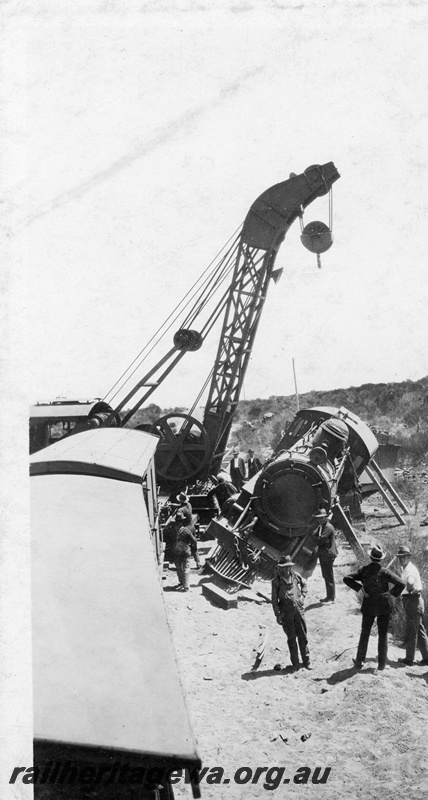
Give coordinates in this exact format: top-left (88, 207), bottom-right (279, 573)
top-left (5, 0), bottom-right (428, 414)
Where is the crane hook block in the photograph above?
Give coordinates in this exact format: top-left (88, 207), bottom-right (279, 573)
top-left (173, 328), bottom-right (204, 351)
top-left (300, 221), bottom-right (333, 254)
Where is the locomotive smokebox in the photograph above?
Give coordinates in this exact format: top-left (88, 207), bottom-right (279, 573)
top-left (252, 452), bottom-right (334, 533)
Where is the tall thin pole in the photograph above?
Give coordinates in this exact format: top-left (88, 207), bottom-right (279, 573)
top-left (292, 358), bottom-right (300, 412)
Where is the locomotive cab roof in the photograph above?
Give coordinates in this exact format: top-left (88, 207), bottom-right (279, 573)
top-left (276, 406), bottom-right (378, 465)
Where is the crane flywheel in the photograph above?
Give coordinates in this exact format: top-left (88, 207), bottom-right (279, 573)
top-left (149, 413), bottom-right (210, 483)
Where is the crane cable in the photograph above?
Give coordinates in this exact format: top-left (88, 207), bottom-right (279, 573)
top-left (105, 244), bottom-right (239, 405)
top-left (103, 240), bottom-right (234, 402)
top-left (298, 187), bottom-right (333, 233)
top-left (103, 224), bottom-right (243, 404)
top-left (188, 364), bottom-right (216, 418)
top-left (181, 238), bottom-right (241, 329)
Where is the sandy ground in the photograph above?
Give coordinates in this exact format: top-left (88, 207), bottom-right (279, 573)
top-left (162, 508), bottom-right (428, 800)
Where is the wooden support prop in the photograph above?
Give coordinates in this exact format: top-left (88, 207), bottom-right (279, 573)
top-left (365, 465), bottom-right (406, 525)
top-left (333, 505), bottom-right (365, 557)
top-left (255, 589), bottom-right (272, 603)
top-left (202, 582), bottom-right (238, 609)
top-left (252, 625), bottom-right (270, 669)
top-left (369, 459), bottom-right (410, 515)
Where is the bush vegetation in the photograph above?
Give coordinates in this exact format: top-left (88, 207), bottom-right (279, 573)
top-left (232, 376), bottom-right (428, 464)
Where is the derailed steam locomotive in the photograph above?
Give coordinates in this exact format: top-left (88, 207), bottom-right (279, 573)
top-left (205, 407), bottom-right (378, 590)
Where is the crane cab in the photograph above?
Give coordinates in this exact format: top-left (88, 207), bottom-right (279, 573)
top-left (29, 399), bottom-right (116, 454)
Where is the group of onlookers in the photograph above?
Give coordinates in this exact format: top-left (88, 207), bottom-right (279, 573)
top-left (273, 535), bottom-right (428, 673)
top-left (229, 447), bottom-right (263, 490)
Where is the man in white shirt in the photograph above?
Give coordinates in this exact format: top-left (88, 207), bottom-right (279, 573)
top-left (396, 545), bottom-right (428, 666)
top-left (229, 448), bottom-right (246, 491)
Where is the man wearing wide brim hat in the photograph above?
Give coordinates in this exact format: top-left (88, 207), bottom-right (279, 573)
top-left (343, 545), bottom-right (405, 672)
top-left (171, 509), bottom-right (200, 591)
top-left (272, 556), bottom-right (311, 671)
top-left (395, 545), bottom-right (428, 666)
top-left (312, 509), bottom-right (337, 603)
top-left (169, 491), bottom-right (193, 526)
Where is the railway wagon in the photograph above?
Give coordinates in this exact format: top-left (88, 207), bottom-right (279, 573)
top-left (30, 428), bottom-right (201, 799)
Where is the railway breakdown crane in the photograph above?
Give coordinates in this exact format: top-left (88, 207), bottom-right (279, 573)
top-left (149, 163), bottom-right (340, 485)
top-left (98, 162), bottom-right (339, 487)
top-left (30, 163), bottom-right (340, 491)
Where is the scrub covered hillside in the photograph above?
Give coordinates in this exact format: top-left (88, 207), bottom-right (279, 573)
top-left (232, 375), bottom-right (428, 464)
top-left (128, 376), bottom-right (428, 464)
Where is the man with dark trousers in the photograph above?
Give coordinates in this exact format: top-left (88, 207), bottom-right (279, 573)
top-left (247, 448), bottom-right (262, 479)
top-left (172, 509), bottom-right (200, 592)
top-left (313, 509), bottom-right (338, 603)
top-left (272, 555), bottom-right (311, 671)
top-left (343, 545), bottom-right (405, 672)
top-left (229, 448), bottom-right (246, 491)
top-left (395, 545), bottom-right (428, 666)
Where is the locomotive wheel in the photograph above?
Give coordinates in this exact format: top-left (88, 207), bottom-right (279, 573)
top-left (149, 413), bottom-right (210, 482)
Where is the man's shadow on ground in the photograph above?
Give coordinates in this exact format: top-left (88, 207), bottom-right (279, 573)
top-left (305, 601), bottom-right (324, 612)
top-left (242, 666), bottom-right (304, 681)
top-left (324, 659), bottom-right (412, 684)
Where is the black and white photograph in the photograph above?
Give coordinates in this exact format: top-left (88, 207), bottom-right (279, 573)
top-left (2, 1), bottom-right (428, 799)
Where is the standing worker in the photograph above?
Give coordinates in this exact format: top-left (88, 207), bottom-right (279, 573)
top-left (229, 447), bottom-right (246, 491)
top-left (172, 509), bottom-right (200, 592)
top-left (313, 509), bottom-right (338, 603)
top-left (247, 448), bottom-right (262, 479)
top-left (272, 555), bottom-right (312, 671)
top-left (169, 491), bottom-right (193, 526)
top-left (207, 475), bottom-right (237, 515)
top-left (395, 545), bottom-right (428, 666)
top-left (343, 545), bottom-right (405, 672)
top-left (162, 514), bottom-right (182, 564)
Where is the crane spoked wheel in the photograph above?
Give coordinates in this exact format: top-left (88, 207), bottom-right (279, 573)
top-left (149, 413), bottom-right (210, 482)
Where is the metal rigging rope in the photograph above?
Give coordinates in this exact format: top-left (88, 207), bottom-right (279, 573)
top-left (103, 224), bottom-right (242, 404)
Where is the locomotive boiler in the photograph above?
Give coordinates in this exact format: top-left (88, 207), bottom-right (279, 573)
top-left (205, 406), bottom-right (379, 590)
